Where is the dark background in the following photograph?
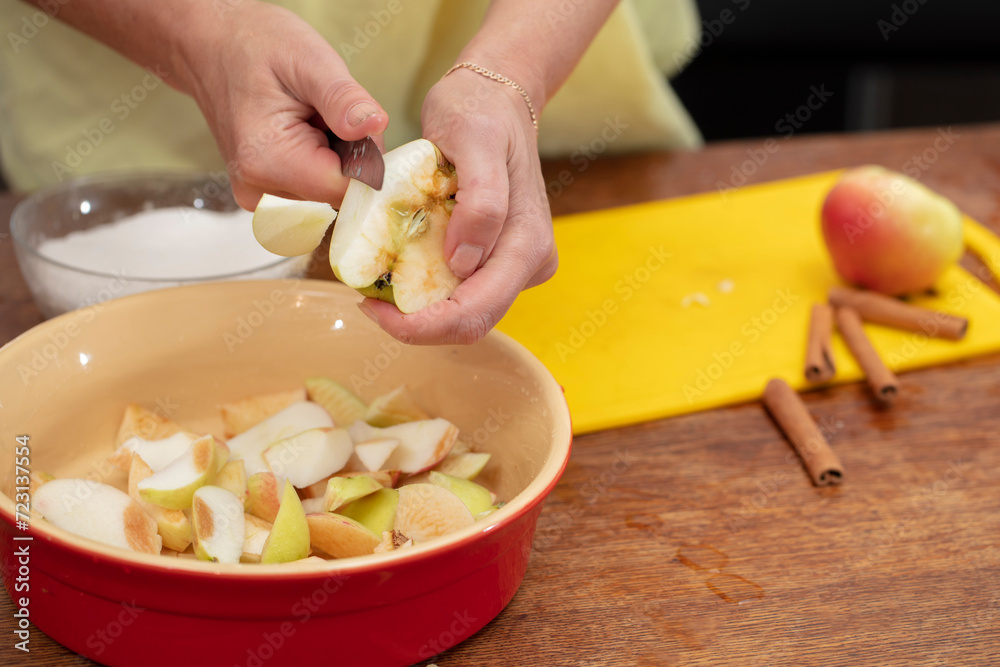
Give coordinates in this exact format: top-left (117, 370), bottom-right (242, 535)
top-left (671, 0), bottom-right (1000, 141)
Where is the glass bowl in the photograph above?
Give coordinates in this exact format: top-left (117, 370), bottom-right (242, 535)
top-left (11, 171), bottom-right (310, 318)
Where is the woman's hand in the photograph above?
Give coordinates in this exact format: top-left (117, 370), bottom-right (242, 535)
top-left (358, 67), bottom-right (557, 345)
top-left (36, 0), bottom-right (614, 346)
top-left (176, 2), bottom-right (388, 209)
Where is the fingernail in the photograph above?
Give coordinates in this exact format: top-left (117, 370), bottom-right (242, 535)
top-left (348, 102), bottom-right (380, 127)
top-left (357, 301), bottom-right (380, 326)
top-left (449, 243), bottom-right (484, 279)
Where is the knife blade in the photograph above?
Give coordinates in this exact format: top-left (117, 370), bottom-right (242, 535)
top-left (326, 131), bottom-right (385, 190)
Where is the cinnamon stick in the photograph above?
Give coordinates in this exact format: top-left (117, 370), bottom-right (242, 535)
top-left (804, 303), bottom-right (836, 383)
top-left (762, 378), bottom-right (844, 486)
top-left (834, 306), bottom-right (899, 404)
top-left (828, 286), bottom-right (967, 341)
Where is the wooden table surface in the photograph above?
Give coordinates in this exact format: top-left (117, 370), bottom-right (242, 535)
top-left (3, 124), bottom-right (1000, 666)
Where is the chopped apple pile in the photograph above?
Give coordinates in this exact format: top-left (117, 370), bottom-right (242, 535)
top-left (32, 380), bottom-right (501, 564)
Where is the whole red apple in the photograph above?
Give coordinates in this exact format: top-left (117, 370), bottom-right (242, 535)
top-left (820, 165), bottom-right (963, 295)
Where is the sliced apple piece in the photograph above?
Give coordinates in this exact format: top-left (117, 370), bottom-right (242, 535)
top-left (215, 460), bottom-right (248, 507)
top-left (434, 452), bottom-right (491, 481)
top-left (242, 513), bottom-right (272, 563)
top-left (353, 438), bottom-right (400, 472)
top-left (116, 403), bottom-right (184, 446)
top-left (262, 428), bottom-right (353, 488)
top-left (347, 419), bottom-right (456, 474)
top-left (226, 401), bottom-right (334, 476)
top-left (340, 487), bottom-right (398, 536)
top-left (192, 486), bottom-right (245, 564)
top-left (428, 471), bottom-right (494, 515)
top-left (252, 194), bottom-right (337, 256)
top-left (33, 478), bottom-right (161, 554)
top-left (323, 475), bottom-right (383, 512)
top-left (348, 419), bottom-right (378, 444)
top-left (364, 385), bottom-right (430, 427)
top-left (220, 388), bottom-right (307, 438)
top-left (306, 513), bottom-right (380, 558)
top-left (330, 138), bottom-right (461, 313)
top-left (394, 483), bottom-right (474, 542)
top-left (137, 435), bottom-right (217, 510)
top-left (260, 481), bottom-right (311, 564)
top-left (109, 432), bottom-right (197, 472)
top-left (305, 377), bottom-right (367, 425)
top-left (378, 418), bottom-right (458, 473)
top-left (128, 455), bottom-right (192, 552)
top-left (246, 472), bottom-right (282, 522)
top-left (450, 439), bottom-right (472, 456)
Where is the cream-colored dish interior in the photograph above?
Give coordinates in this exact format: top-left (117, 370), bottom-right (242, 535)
top-left (0, 280), bottom-right (571, 574)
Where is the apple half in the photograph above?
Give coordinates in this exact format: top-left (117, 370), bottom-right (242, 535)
top-left (249, 139), bottom-right (462, 313)
top-left (330, 138), bottom-right (461, 313)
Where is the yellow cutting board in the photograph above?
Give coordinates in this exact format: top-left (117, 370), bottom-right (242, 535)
top-left (498, 171), bottom-right (1000, 434)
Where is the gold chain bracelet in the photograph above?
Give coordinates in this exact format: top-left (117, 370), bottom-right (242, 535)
top-left (443, 62), bottom-right (539, 133)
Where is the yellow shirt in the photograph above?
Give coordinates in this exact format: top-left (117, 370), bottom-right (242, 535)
top-left (0, 0), bottom-right (702, 191)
